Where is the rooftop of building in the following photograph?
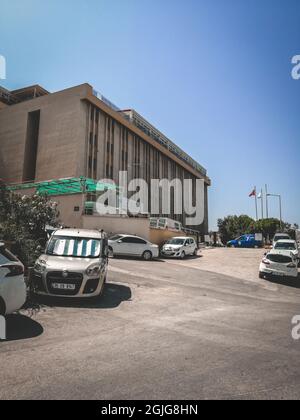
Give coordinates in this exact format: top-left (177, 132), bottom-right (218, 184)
top-left (0, 83), bottom-right (208, 178)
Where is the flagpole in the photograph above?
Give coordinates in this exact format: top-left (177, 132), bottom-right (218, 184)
top-left (265, 184), bottom-right (269, 219)
top-left (255, 186), bottom-right (258, 221)
top-left (261, 188), bottom-right (264, 220)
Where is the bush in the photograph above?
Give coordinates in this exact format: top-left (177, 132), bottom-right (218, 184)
top-left (0, 181), bottom-right (59, 267)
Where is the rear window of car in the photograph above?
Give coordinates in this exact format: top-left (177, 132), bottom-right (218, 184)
top-left (267, 254), bottom-right (292, 264)
top-left (0, 246), bottom-right (18, 265)
top-left (274, 235), bottom-right (290, 242)
top-left (274, 242), bottom-right (296, 250)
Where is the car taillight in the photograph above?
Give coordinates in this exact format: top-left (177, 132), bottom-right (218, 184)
top-left (3, 264), bottom-right (24, 277)
top-left (287, 263), bottom-right (296, 268)
top-left (262, 258), bottom-right (270, 265)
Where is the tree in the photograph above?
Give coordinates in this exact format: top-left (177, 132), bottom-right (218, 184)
top-left (0, 186), bottom-right (59, 267)
top-left (218, 214), bottom-right (297, 244)
top-left (218, 215), bottom-right (255, 244)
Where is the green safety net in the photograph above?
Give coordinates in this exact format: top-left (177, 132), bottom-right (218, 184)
top-left (7, 177), bottom-right (118, 197)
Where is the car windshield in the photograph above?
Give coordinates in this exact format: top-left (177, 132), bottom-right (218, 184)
top-left (46, 236), bottom-right (101, 258)
top-left (109, 235), bottom-right (123, 241)
top-left (275, 242), bottom-right (296, 250)
top-left (0, 246), bottom-right (18, 265)
top-left (166, 239), bottom-right (185, 245)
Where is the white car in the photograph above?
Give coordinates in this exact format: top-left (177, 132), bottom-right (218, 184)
top-left (273, 239), bottom-right (300, 260)
top-left (259, 249), bottom-right (298, 280)
top-left (272, 233), bottom-right (291, 247)
top-left (108, 234), bottom-right (159, 260)
top-left (161, 237), bottom-right (198, 259)
top-left (0, 243), bottom-right (27, 315)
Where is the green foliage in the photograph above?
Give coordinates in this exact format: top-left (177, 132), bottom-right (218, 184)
top-left (218, 214), bottom-right (297, 244)
top-left (0, 182), bottom-right (59, 267)
top-left (218, 215), bottom-right (255, 244)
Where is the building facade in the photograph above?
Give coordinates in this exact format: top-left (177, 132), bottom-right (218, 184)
top-left (0, 83), bottom-right (210, 233)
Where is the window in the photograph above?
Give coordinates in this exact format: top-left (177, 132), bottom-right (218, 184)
top-left (267, 254), bottom-right (292, 264)
top-left (0, 246), bottom-right (18, 264)
top-left (46, 236), bottom-right (101, 258)
top-left (121, 237), bottom-right (147, 244)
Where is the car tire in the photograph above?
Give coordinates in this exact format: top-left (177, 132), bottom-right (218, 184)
top-left (180, 251), bottom-right (186, 260)
top-left (193, 248), bottom-right (198, 256)
top-left (108, 246), bottom-right (114, 258)
top-left (142, 251), bottom-right (153, 261)
top-left (94, 275), bottom-right (106, 301)
top-left (259, 272), bottom-right (265, 279)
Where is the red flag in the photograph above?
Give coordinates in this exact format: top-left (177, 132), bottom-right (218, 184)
top-left (249, 188), bottom-right (256, 197)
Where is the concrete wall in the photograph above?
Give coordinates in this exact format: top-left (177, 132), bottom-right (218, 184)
top-left (0, 84), bottom-right (90, 183)
top-left (82, 215), bottom-right (150, 239)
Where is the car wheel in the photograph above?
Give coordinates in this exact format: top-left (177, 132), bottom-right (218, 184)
top-left (108, 246), bottom-right (114, 258)
top-left (94, 275), bottom-right (106, 301)
top-left (180, 251), bottom-right (186, 260)
top-left (193, 248), bottom-right (198, 256)
top-left (142, 251), bottom-right (153, 261)
top-left (259, 272), bottom-right (265, 279)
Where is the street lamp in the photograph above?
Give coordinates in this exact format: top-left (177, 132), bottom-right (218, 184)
top-left (267, 193), bottom-right (282, 229)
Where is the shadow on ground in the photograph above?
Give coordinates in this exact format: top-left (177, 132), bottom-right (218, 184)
top-left (1, 314), bottom-right (44, 342)
top-left (266, 274), bottom-right (300, 289)
top-left (31, 282), bottom-right (132, 309)
top-left (111, 255), bottom-right (166, 263)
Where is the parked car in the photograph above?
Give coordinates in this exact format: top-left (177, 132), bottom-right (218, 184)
top-left (227, 234), bottom-right (262, 248)
top-left (0, 242), bottom-right (27, 315)
top-left (32, 229), bottom-right (109, 298)
top-left (259, 250), bottom-right (298, 280)
top-left (272, 232), bottom-right (291, 247)
top-left (161, 237), bottom-right (198, 259)
top-left (273, 239), bottom-right (300, 260)
top-left (108, 234), bottom-right (159, 260)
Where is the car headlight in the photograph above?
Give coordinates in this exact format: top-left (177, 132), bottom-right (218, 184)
top-left (34, 260), bottom-right (47, 273)
top-left (86, 264), bottom-right (101, 277)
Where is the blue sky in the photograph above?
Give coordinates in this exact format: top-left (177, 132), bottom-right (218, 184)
top-left (1, 0), bottom-right (299, 229)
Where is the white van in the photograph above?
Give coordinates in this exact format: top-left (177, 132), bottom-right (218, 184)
top-left (32, 229), bottom-right (109, 298)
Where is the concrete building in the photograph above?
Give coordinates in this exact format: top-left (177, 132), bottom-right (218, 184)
top-left (0, 83), bottom-right (210, 235)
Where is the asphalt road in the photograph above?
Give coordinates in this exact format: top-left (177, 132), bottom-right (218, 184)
top-left (1, 252), bottom-right (300, 400)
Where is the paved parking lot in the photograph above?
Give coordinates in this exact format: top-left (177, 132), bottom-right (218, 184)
top-left (1, 249), bottom-right (300, 400)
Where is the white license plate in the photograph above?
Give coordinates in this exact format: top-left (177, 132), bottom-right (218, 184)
top-left (271, 272), bottom-right (285, 277)
top-left (52, 283), bottom-right (76, 290)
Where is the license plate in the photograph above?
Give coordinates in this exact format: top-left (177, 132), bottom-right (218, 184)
top-left (52, 283), bottom-right (76, 290)
top-left (271, 272), bottom-right (285, 277)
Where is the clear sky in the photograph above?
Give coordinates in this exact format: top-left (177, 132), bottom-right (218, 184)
top-left (1, 0), bottom-right (299, 229)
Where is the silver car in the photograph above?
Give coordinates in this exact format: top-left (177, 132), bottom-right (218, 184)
top-left (32, 229), bottom-right (109, 298)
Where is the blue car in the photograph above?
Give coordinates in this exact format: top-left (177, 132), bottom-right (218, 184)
top-left (227, 234), bottom-right (262, 249)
